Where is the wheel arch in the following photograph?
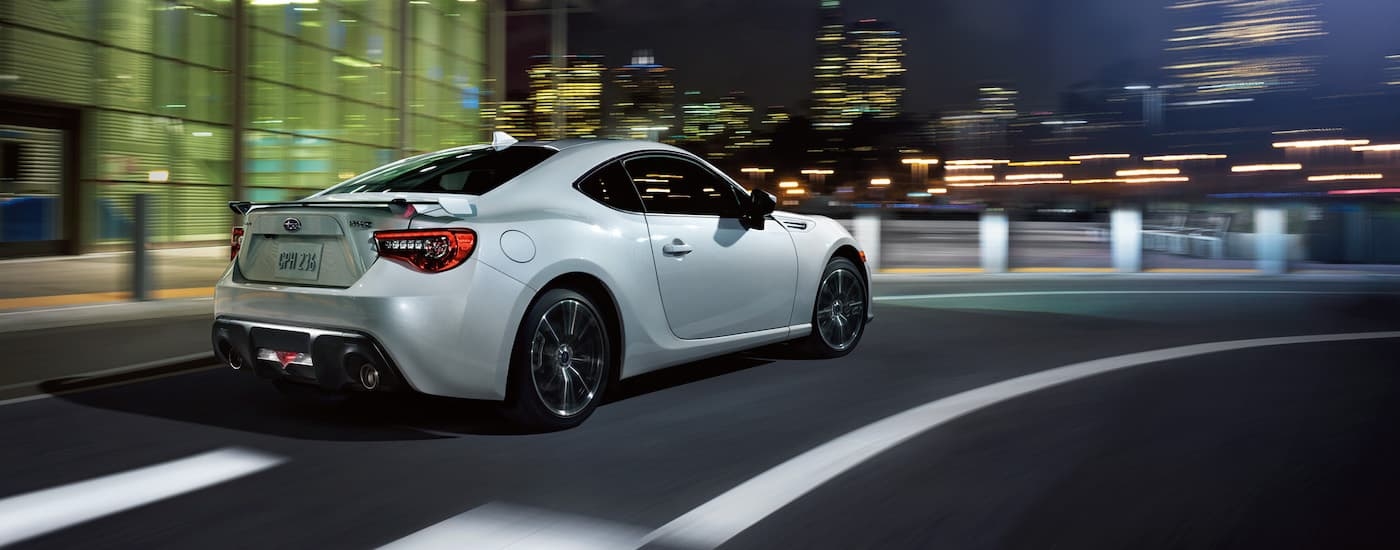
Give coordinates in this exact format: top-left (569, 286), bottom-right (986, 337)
top-left (530, 271), bottom-right (627, 387)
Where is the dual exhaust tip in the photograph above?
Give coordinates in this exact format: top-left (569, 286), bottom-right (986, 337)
top-left (219, 339), bottom-right (383, 392)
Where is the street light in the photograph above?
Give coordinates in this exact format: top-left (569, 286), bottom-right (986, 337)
top-left (901, 158), bottom-right (938, 191)
top-left (801, 169), bottom-right (834, 194)
top-left (741, 167), bottom-right (774, 190)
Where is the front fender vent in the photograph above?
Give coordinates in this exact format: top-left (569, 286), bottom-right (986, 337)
top-left (778, 219), bottom-right (810, 231)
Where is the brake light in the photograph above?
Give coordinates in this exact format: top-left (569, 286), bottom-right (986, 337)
top-left (230, 226), bottom-right (245, 261)
top-left (859, 250), bottom-right (867, 263)
top-left (373, 228), bottom-right (476, 273)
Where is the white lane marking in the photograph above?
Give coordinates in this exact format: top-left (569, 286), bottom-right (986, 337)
top-left (642, 331), bottom-right (1400, 549)
top-left (0, 447), bottom-right (284, 546)
top-left (381, 502), bottom-right (648, 550)
top-left (873, 290), bottom-right (1379, 302)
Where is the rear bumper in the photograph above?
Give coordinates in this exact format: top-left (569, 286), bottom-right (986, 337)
top-left (212, 317), bottom-right (406, 391)
top-left (213, 258), bottom-right (535, 400)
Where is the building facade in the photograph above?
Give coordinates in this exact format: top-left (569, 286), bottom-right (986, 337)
top-left (528, 54), bottom-right (604, 140)
top-left (809, 0), bottom-right (849, 130)
top-left (680, 91), bottom-right (722, 143)
top-left (843, 19), bottom-right (905, 120)
top-left (0, 0), bottom-right (487, 257)
top-left (1162, 0), bottom-right (1326, 101)
top-left (609, 51), bottom-right (675, 141)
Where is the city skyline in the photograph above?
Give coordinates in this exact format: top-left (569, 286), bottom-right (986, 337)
top-left (511, 0), bottom-right (1400, 114)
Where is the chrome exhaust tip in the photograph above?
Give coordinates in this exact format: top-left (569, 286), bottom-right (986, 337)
top-left (220, 342), bottom-right (243, 370)
top-left (358, 362), bottom-right (381, 391)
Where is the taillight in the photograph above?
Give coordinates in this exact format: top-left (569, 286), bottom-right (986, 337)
top-left (230, 226), bottom-right (245, 261)
top-left (373, 228), bottom-right (477, 273)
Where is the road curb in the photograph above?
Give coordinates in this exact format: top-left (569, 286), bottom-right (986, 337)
top-left (0, 353), bottom-right (219, 406)
top-left (0, 298), bottom-right (215, 334)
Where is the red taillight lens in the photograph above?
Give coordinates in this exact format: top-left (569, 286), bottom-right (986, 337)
top-left (373, 228), bottom-right (477, 273)
top-left (230, 226), bottom-right (245, 261)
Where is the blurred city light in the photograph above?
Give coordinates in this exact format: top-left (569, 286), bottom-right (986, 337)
top-left (1005, 173), bottom-right (1064, 181)
top-left (1233, 164), bottom-right (1304, 172)
top-left (779, 181), bottom-right (800, 188)
top-left (1123, 176), bottom-right (1190, 183)
top-left (1008, 160), bottom-right (1080, 167)
top-left (1273, 139), bottom-right (1370, 149)
top-left (800, 169), bottom-right (835, 175)
top-left (900, 158), bottom-right (939, 165)
top-left (1117, 168), bottom-right (1182, 177)
top-left (927, 187), bottom-right (948, 194)
top-left (1308, 174), bottom-right (1384, 182)
top-left (1143, 154), bottom-right (1228, 161)
top-left (741, 168), bottom-right (774, 173)
top-left (946, 159), bottom-right (1010, 165)
top-left (1069, 154), bottom-right (1132, 160)
top-left (1353, 144), bottom-right (1400, 152)
top-left (869, 178), bottom-right (892, 186)
top-left (945, 175), bottom-right (994, 183)
top-left (1328, 188), bottom-right (1400, 195)
top-left (945, 165), bottom-right (993, 171)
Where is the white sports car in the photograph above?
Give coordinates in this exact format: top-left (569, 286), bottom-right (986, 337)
top-left (212, 133), bottom-right (871, 429)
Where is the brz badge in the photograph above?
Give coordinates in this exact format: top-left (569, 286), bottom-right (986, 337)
top-left (283, 218), bottom-right (302, 232)
top-left (349, 219), bottom-right (372, 229)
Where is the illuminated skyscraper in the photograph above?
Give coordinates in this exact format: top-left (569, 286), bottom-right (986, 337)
top-left (1163, 0), bottom-right (1326, 100)
top-left (844, 19), bottom-right (906, 120)
top-left (529, 55), bottom-right (605, 139)
top-left (810, 0), bottom-right (850, 129)
top-left (717, 92), bottom-right (755, 136)
top-left (485, 100), bottom-right (537, 141)
top-left (760, 106), bottom-right (792, 132)
top-left (977, 83), bottom-right (1018, 117)
top-left (610, 50), bottom-right (675, 141)
top-left (681, 91), bottom-right (723, 143)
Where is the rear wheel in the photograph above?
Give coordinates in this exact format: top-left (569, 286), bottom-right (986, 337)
top-left (796, 257), bottom-right (867, 358)
top-left (503, 288), bottom-right (612, 431)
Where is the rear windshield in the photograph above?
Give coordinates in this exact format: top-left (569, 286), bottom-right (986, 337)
top-left (320, 146), bottom-right (557, 196)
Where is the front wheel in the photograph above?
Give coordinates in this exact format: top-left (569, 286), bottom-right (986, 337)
top-left (502, 288), bottom-right (613, 431)
top-left (796, 257), bottom-right (868, 358)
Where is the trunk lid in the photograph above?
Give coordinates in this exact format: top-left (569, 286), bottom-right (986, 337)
top-left (233, 193), bottom-right (475, 287)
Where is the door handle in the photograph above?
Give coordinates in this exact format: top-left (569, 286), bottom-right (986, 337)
top-left (662, 240), bottom-right (693, 256)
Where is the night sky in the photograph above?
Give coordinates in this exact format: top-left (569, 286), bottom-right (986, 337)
top-left (507, 0), bottom-right (1400, 114)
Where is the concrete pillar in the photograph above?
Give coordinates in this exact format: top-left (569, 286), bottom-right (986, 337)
top-left (980, 210), bottom-right (1009, 273)
top-left (853, 212), bottom-right (882, 273)
top-left (1111, 206), bottom-right (1142, 272)
top-left (1255, 206), bottom-right (1288, 275)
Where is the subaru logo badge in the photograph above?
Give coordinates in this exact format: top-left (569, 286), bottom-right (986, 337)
top-left (283, 218), bottom-right (302, 232)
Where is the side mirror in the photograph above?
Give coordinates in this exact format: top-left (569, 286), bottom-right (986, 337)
top-left (747, 190), bottom-right (777, 229)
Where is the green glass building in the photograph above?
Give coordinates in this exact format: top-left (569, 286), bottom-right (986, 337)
top-left (0, 0), bottom-right (487, 257)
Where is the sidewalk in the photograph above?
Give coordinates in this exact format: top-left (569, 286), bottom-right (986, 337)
top-left (0, 246), bottom-right (227, 311)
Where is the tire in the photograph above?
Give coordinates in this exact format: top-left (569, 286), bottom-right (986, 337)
top-left (502, 288), bottom-right (613, 431)
top-left (796, 257), bottom-right (868, 358)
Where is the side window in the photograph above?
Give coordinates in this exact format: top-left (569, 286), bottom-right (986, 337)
top-left (622, 156), bottom-right (743, 217)
top-left (577, 162), bottom-right (644, 212)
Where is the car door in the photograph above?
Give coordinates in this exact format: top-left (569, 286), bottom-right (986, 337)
top-left (622, 154), bottom-right (799, 340)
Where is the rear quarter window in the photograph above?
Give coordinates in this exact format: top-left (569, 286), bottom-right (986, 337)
top-left (322, 146), bottom-right (557, 195)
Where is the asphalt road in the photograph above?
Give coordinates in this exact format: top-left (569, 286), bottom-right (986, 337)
top-left (3, 277), bottom-right (1400, 549)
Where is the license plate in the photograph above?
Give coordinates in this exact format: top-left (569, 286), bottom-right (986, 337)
top-left (275, 242), bottom-right (323, 281)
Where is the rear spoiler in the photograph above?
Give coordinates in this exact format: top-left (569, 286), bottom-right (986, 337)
top-left (228, 196), bottom-right (475, 217)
